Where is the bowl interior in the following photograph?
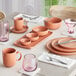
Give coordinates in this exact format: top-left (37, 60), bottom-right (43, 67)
top-left (47, 17), bottom-right (62, 23)
top-left (33, 26), bottom-right (47, 32)
top-left (20, 38), bottom-right (30, 43)
top-left (26, 33), bottom-right (38, 38)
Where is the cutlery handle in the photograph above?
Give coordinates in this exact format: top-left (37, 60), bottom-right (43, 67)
top-left (49, 56), bottom-right (67, 65)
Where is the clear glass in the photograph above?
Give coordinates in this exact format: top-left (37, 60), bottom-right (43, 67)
top-left (0, 21), bottom-right (9, 42)
top-left (22, 54), bottom-right (37, 72)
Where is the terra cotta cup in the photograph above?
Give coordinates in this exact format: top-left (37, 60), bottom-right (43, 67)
top-left (14, 17), bottom-right (26, 31)
top-left (2, 48), bottom-right (22, 67)
top-left (44, 17), bottom-right (62, 30)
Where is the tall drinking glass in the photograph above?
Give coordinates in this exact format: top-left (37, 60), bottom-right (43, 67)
top-left (0, 21), bottom-right (9, 42)
top-left (22, 54), bottom-right (37, 72)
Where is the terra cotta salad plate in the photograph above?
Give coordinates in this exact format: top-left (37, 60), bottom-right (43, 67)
top-left (58, 37), bottom-right (76, 50)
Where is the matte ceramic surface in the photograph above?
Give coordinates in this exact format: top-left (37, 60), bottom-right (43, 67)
top-left (32, 26), bottom-right (48, 36)
top-left (51, 37), bottom-right (76, 53)
top-left (19, 38), bottom-right (31, 46)
top-left (44, 17), bottom-right (62, 30)
top-left (2, 48), bottom-right (22, 67)
top-left (26, 32), bottom-right (39, 41)
top-left (14, 17), bottom-right (25, 31)
top-left (46, 38), bottom-right (76, 55)
top-left (58, 37), bottom-right (76, 49)
top-left (14, 31), bottom-right (52, 49)
top-left (10, 25), bottom-right (28, 34)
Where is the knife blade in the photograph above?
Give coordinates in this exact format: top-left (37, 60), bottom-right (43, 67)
top-left (57, 39), bottom-right (76, 45)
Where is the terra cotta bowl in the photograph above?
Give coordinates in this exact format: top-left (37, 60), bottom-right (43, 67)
top-left (44, 17), bottom-right (62, 30)
top-left (19, 38), bottom-right (31, 46)
top-left (26, 32), bottom-right (39, 41)
top-left (32, 26), bottom-right (48, 36)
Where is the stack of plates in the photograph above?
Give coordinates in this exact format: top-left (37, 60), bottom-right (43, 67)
top-left (46, 37), bottom-right (76, 55)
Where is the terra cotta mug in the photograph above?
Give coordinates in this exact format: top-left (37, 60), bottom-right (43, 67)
top-left (14, 17), bottom-right (27, 31)
top-left (2, 48), bottom-right (22, 67)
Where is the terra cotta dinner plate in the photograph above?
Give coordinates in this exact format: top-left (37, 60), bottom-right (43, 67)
top-left (58, 37), bottom-right (76, 49)
top-left (46, 37), bottom-right (76, 55)
top-left (51, 37), bottom-right (76, 53)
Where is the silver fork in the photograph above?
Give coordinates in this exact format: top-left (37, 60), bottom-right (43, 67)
top-left (45, 55), bottom-right (67, 65)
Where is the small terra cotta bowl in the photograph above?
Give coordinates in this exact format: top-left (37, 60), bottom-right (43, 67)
top-left (32, 26), bottom-right (48, 36)
top-left (19, 38), bottom-right (31, 46)
top-left (44, 17), bottom-right (62, 30)
top-left (26, 32), bottom-right (39, 42)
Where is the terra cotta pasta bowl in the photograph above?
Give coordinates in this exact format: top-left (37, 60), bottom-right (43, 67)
top-left (32, 26), bottom-right (48, 36)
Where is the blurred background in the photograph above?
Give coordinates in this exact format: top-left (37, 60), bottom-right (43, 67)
top-left (0, 0), bottom-right (76, 17)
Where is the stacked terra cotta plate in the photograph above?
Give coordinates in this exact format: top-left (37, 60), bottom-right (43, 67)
top-left (46, 37), bottom-right (76, 55)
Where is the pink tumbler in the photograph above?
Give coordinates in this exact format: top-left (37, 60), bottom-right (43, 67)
top-left (0, 21), bottom-right (9, 42)
top-left (22, 54), bottom-right (37, 72)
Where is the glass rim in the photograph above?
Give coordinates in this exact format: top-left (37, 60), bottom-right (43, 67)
top-left (24, 54), bottom-right (36, 58)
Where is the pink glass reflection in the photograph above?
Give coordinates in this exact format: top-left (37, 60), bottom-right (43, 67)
top-left (0, 21), bottom-right (9, 42)
top-left (22, 54), bottom-right (37, 72)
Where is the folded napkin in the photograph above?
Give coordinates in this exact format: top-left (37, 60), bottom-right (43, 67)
top-left (38, 52), bottom-right (76, 69)
top-left (19, 67), bottom-right (40, 76)
top-left (14, 14), bottom-right (45, 23)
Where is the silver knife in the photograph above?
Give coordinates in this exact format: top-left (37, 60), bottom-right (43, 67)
top-left (57, 39), bottom-right (76, 45)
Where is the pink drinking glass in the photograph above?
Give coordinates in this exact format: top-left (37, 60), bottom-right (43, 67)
top-left (0, 21), bottom-right (9, 42)
top-left (22, 54), bottom-right (37, 72)
top-left (64, 19), bottom-right (76, 34)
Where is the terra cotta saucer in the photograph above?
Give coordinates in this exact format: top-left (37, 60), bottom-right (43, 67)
top-left (10, 25), bottom-right (28, 34)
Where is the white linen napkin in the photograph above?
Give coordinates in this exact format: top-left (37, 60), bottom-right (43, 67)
top-left (19, 67), bottom-right (40, 76)
top-left (38, 52), bottom-right (76, 69)
top-left (14, 14), bottom-right (45, 23)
